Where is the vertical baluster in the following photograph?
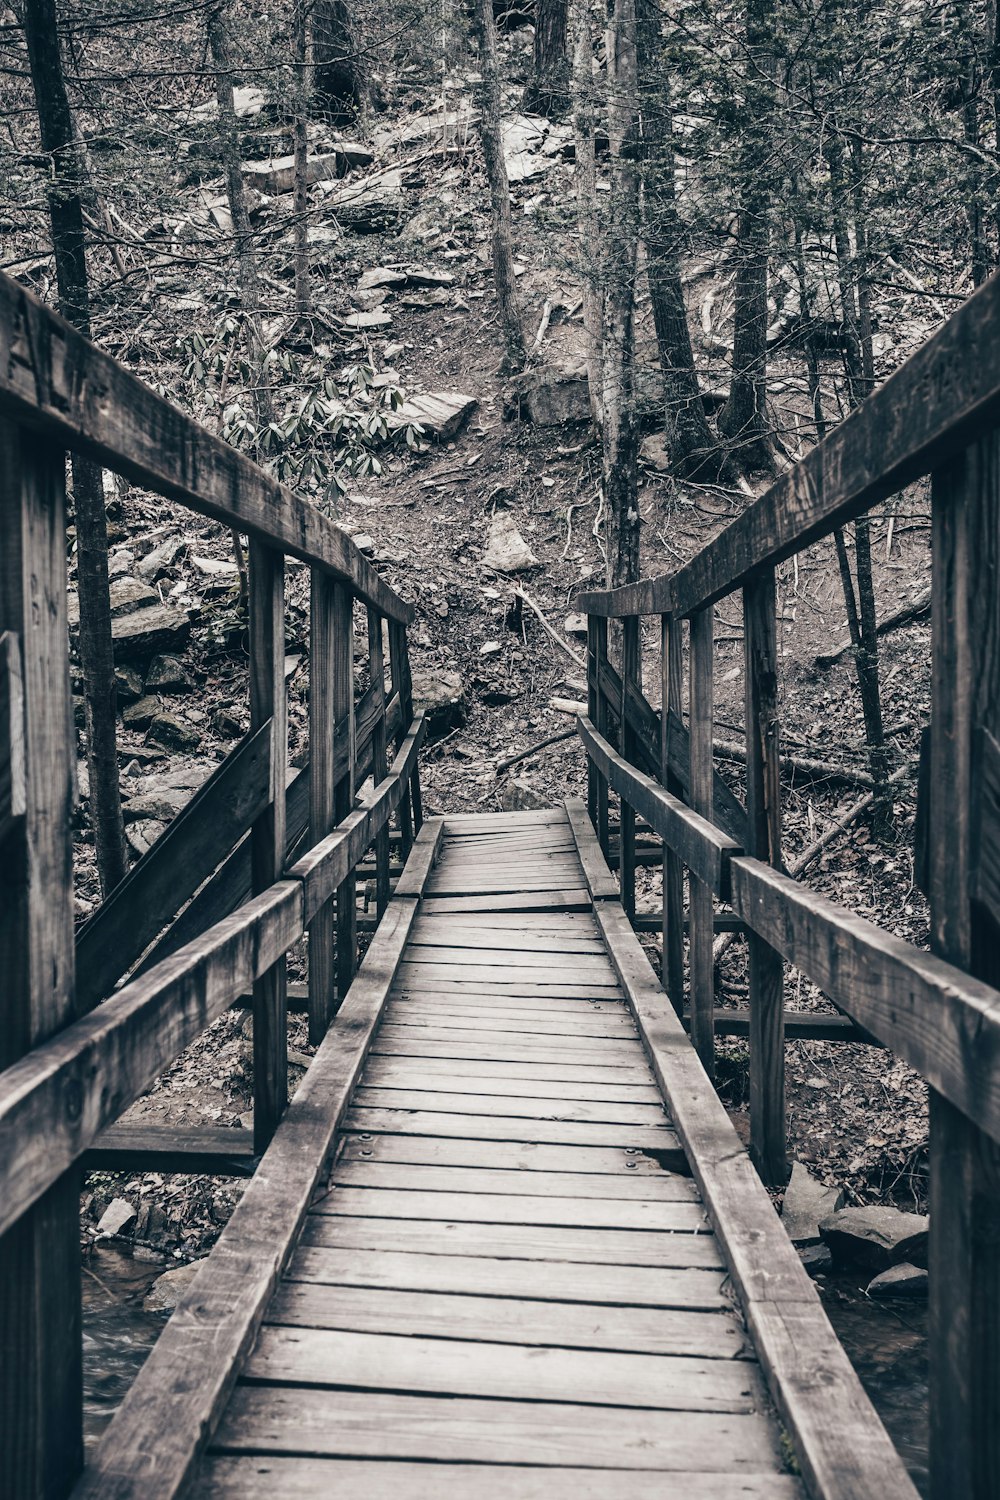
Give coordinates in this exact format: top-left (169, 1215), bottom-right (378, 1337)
top-left (367, 606), bottom-right (391, 918)
top-left (333, 587), bottom-right (357, 1002)
top-left (586, 614), bottom-right (599, 826)
top-left (928, 438), bottom-right (1000, 1500)
top-left (389, 618), bottom-right (414, 856)
top-left (592, 615), bottom-right (610, 854)
top-left (620, 614), bottom-right (640, 919)
top-left (249, 540), bottom-right (287, 1153)
top-left (744, 569), bottom-right (787, 1186)
top-left (308, 566), bottom-right (336, 1044)
top-left (0, 424), bottom-right (82, 1499)
top-left (688, 605), bottom-right (715, 1079)
top-left (660, 613), bottom-right (685, 1015)
top-left (398, 626), bottom-right (423, 833)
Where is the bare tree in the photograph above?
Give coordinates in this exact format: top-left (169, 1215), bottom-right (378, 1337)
top-left (472, 0), bottom-right (526, 373)
top-left (523, 0), bottom-right (570, 117)
top-left (313, 0), bottom-right (362, 122)
top-left (23, 0), bottom-right (127, 897)
top-left (570, 0), bottom-right (602, 421)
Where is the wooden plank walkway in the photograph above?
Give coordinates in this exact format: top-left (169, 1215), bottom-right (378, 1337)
top-left (188, 808), bottom-right (800, 1498)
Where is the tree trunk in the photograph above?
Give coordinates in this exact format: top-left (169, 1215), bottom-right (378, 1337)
top-left (570, 0), bottom-right (602, 421)
top-left (603, 0), bottom-right (641, 585)
top-left (312, 0), bottom-right (361, 123)
top-left (718, 0), bottom-right (773, 473)
top-left (522, 0), bottom-right (570, 117)
top-left (472, 0), bottom-right (526, 374)
top-left (636, 0), bottom-right (731, 483)
top-left (208, 5), bottom-right (273, 428)
top-left (23, 0), bottom-right (127, 898)
top-left (292, 0), bottom-right (311, 316)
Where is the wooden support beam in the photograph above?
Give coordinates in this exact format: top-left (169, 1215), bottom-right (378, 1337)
top-left (249, 544), bottom-right (288, 1156)
top-left (333, 587), bottom-right (357, 1005)
top-left (590, 615), bottom-right (610, 854)
top-left (308, 569), bottom-right (337, 1045)
top-left (684, 1009), bottom-right (879, 1045)
top-left (688, 606), bottom-right (716, 1081)
top-left (927, 435), bottom-right (1000, 1500)
top-left (83, 1124), bottom-right (257, 1176)
top-left (0, 629), bottom-right (25, 849)
top-left (0, 423), bottom-right (82, 1500)
top-left (389, 619), bottom-right (414, 859)
top-left (744, 570), bottom-right (787, 1188)
top-left (367, 607), bottom-right (391, 919)
top-left (619, 616), bottom-right (639, 921)
top-left (661, 615), bottom-right (685, 1017)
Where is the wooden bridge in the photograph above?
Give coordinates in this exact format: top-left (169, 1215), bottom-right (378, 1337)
top-left (1, 262), bottom-right (999, 1500)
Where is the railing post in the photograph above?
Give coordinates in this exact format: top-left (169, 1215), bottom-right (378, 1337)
top-left (388, 618), bottom-right (414, 858)
top-left (743, 569), bottom-right (787, 1186)
top-left (398, 626), bottom-right (423, 834)
top-left (0, 422), bottom-right (83, 1499)
top-left (660, 613), bottom-right (684, 1016)
top-left (927, 438), bottom-right (1000, 1500)
top-left (688, 605), bottom-right (715, 1079)
top-left (586, 614), bottom-right (600, 826)
top-left (308, 567), bottom-right (336, 1044)
top-left (333, 587), bottom-right (357, 1003)
top-left (249, 540), bottom-right (287, 1154)
top-left (620, 614), bottom-right (640, 919)
top-left (592, 615), bottom-right (610, 854)
top-left (367, 606), bottom-right (391, 918)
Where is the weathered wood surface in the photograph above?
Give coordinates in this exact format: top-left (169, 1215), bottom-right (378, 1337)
top-left (75, 823), bottom-right (441, 1500)
top-left (0, 272), bottom-right (411, 622)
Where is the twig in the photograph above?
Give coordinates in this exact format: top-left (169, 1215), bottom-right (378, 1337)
top-left (512, 586), bottom-right (586, 670)
top-left (497, 727), bottom-right (576, 772)
top-left (532, 298), bottom-right (553, 352)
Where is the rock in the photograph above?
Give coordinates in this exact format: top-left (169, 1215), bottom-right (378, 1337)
top-left (190, 83), bottom-right (267, 120)
top-left (96, 1198), bottom-right (137, 1238)
top-left (321, 167), bottom-right (406, 232)
top-left (67, 576), bottom-right (158, 627)
top-left (866, 1262), bottom-right (928, 1299)
top-left (145, 655), bottom-right (195, 693)
top-left (374, 105), bottom-right (480, 154)
top-left (342, 309), bottom-right (393, 331)
top-left (781, 1162), bottom-right (846, 1246)
top-left (819, 1206), bottom-right (929, 1271)
top-left (482, 512), bottom-right (538, 574)
top-left (640, 432), bottom-right (671, 473)
top-left (137, 536), bottom-right (186, 580)
top-left (386, 389), bottom-right (478, 442)
top-left (501, 114), bottom-right (551, 182)
top-left (563, 612), bottom-right (588, 637)
top-left (126, 820), bottom-right (166, 858)
top-left (115, 664), bottom-right (145, 703)
top-left (146, 713), bottom-right (202, 752)
top-left (358, 267), bottom-right (409, 292)
top-left (190, 554), bottom-right (239, 579)
top-left (122, 695), bottom-right (161, 731)
top-left (212, 706), bottom-right (246, 739)
top-left (410, 668), bottom-right (467, 737)
top-left (242, 144), bottom-right (373, 195)
top-left (501, 778), bottom-right (549, 811)
top-left (143, 1259), bottom-right (206, 1314)
top-left (798, 1243), bottom-right (833, 1277)
top-left (479, 641), bottom-right (503, 657)
top-left (108, 548), bottom-right (135, 579)
top-left (509, 363), bottom-right (591, 426)
top-left (112, 604), bottom-right (191, 662)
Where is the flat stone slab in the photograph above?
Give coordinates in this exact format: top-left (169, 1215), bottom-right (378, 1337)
top-left (482, 511), bottom-right (538, 574)
top-left (819, 1205), bottom-right (929, 1271)
top-left (242, 143), bottom-right (373, 195)
top-left (112, 604), bottom-right (191, 661)
top-left (387, 390), bottom-right (478, 442)
top-left (866, 1262), bottom-right (928, 1299)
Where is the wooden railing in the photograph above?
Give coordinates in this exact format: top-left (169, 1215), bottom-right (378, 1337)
top-left (0, 272), bottom-right (424, 1499)
top-left (577, 269), bottom-right (1000, 1500)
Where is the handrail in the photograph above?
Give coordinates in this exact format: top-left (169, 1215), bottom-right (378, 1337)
top-left (0, 712), bottom-right (425, 1242)
top-left (577, 268), bottom-right (1000, 620)
top-left (0, 272), bottom-right (412, 624)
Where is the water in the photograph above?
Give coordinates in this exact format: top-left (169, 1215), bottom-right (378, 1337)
top-left (819, 1271), bottom-right (929, 1496)
top-left (81, 1249), bottom-right (931, 1489)
top-left (81, 1246), bottom-right (166, 1450)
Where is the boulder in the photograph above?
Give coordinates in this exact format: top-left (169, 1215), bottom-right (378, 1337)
top-left (242, 143), bottom-right (373, 195)
top-left (126, 820), bottom-right (166, 858)
top-left (563, 612), bottom-right (588, 637)
top-left (137, 536), bottom-right (186, 580)
top-left (798, 1242), bottom-right (833, 1277)
top-left (122, 696), bottom-right (162, 731)
top-left (67, 576), bottom-right (158, 628)
top-left (212, 706), bottom-right (246, 739)
top-left (501, 778), bottom-right (549, 811)
top-left (781, 1162), bottom-right (846, 1246)
top-left (866, 1262), bottom-right (928, 1300)
top-left (410, 668), bottom-right (467, 736)
top-left (143, 1259), bottom-right (206, 1314)
top-left (146, 713), bottom-right (201, 753)
top-left (112, 605), bottom-right (191, 662)
top-left (96, 1198), bottom-right (137, 1238)
top-left (819, 1206), bottom-right (929, 1271)
top-left (510, 363), bottom-right (591, 426)
top-left (115, 664), bottom-right (145, 703)
top-left (145, 655), bottom-right (195, 693)
top-left (387, 390), bottom-right (478, 442)
top-left (483, 512), bottom-right (538, 574)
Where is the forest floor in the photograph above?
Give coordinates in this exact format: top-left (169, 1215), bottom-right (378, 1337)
top-left (77, 34), bottom-right (932, 1265)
